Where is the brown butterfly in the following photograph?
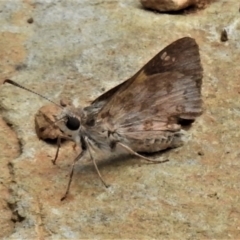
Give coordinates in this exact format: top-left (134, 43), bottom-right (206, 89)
top-left (4, 37), bottom-right (203, 200)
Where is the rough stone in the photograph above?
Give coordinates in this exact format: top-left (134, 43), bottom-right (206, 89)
top-left (140, 0), bottom-right (214, 12)
top-left (140, 0), bottom-right (194, 11)
top-left (0, 0), bottom-right (240, 239)
top-left (35, 103), bottom-right (70, 140)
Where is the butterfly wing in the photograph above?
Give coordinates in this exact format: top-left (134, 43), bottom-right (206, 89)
top-left (91, 37), bottom-right (201, 107)
top-left (95, 37), bottom-right (203, 133)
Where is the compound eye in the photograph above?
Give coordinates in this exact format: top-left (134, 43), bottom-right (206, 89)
top-left (66, 116), bottom-right (80, 130)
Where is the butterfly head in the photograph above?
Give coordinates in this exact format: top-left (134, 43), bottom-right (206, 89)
top-left (65, 115), bottom-right (81, 131)
top-left (56, 105), bottom-right (85, 144)
top-left (3, 79), bottom-right (85, 144)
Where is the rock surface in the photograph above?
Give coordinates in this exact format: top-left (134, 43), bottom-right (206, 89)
top-left (0, 0), bottom-right (240, 239)
top-left (35, 103), bottom-right (69, 140)
top-left (140, 0), bottom-right (214, 11)
top-left (140, 0), bottom-right (194, 11)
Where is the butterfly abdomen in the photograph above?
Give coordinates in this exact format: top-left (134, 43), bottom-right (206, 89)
top-left (123, 131), bottom-right (184, 153)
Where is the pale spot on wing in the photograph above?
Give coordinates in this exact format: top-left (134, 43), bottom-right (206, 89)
top-left (166, 124), bottom-right (181, 130)
top-left (161, 51), bottom-right (167, 60)
top-left (164, 55), bottom-right (170, 61)
top-left (160, 52), bottom-right (175, 65)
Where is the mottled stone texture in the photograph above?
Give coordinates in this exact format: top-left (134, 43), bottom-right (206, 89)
top-left (140, 0), bottom-right (194, 11)
top-left (0, 0), bottom-right (240, 239)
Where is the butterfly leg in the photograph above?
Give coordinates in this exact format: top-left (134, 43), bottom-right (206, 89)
top-left (52, 136), bottom-right (61, 165)
top-left (117, 142), bottom-right (169, 164)
top-left (52, 136), bottom-right (73, 165)
top-left (61, 150), bottom-right (86, 201)
top-left (85, 139), bottom-right (109, 188)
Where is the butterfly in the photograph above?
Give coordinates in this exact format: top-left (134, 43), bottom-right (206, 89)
top-left (4, 37), bottom-right (203, 200)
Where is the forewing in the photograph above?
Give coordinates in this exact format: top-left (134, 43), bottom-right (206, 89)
top-left (92, 37), bottom-right (201, 106)
top-left (96, 37), bottom-right (203, 132)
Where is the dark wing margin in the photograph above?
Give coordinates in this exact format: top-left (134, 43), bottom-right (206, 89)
top-left (143, 37), bottom-right (202, 79)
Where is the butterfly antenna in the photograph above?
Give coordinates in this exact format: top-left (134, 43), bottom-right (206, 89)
top-left (4, 79), bottom-right (63, 108)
